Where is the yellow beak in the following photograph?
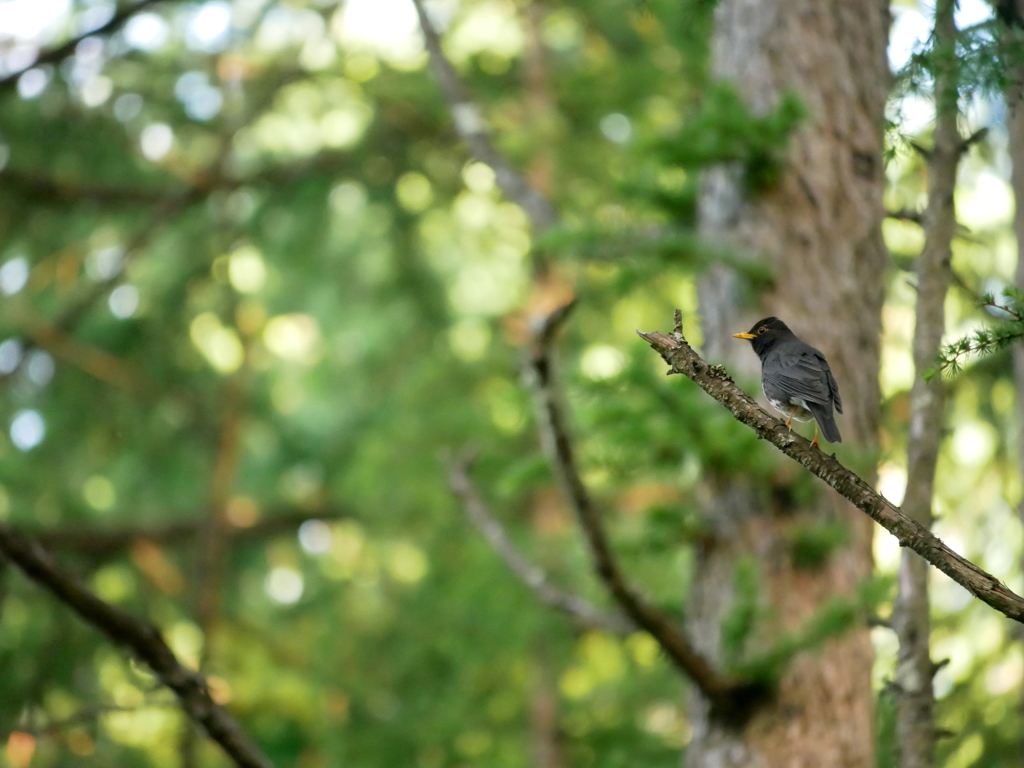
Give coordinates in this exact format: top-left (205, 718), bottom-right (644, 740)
top-left (732, 332), bottom-right (756, 340)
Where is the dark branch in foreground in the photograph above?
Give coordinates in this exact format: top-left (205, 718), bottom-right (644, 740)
top-left (448, 456), bottom-right (634, 636)
top-left (0, 0), bottom-right (168, 91)
top-left (638, 312), bottom-right (1024, 624)
top-left (0, 523), bottom-right (274, 768)
top-left (410, 0), bottom-right (558, 232)
top-left (525, 302), bottom-right (760, 717)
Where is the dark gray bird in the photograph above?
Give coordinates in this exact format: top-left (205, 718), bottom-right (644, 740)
top-left (732, 317), bottom-right (842, 447)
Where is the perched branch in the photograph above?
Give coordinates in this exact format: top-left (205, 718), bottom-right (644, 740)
top-left (637, 315), bottom-right (1024, 624)
top-left (410, 0), bottom-right (558, 232)
top-left (0, 0), bottom-right (168, 91)
top-left (526, 302), bottom-right (754, 717)
top-left (448, 455), bottom-right (634, 636)
top-left (0, 523), bottom-right (273, 768)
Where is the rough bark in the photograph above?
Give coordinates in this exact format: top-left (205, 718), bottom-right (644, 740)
top-left (689, 1), bottom-right (889, 765)
top-left (892, 3), bottom-right (959, 765)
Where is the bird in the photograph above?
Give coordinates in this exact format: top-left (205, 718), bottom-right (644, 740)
top-left (732, 316), bottom-right (842, 448)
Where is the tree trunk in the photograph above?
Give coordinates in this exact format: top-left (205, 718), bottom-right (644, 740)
top-left (689, 2), bottom-right (889, 766)
top-left (892, 3), bottom-right (959, 766)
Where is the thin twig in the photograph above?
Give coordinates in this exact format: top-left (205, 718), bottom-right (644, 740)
top-left (886, 208), bottom-right (924, 224)
top-left (448, 455), bottom-right (634, 636)
top-left (525, 302), bottom-right (753, 716)
top-left (637, 315), bottom-right (1024, 623)
top-left (0, 523), bottom-right (274, 768)
top-left (410, 0), bottom-right (558, 232)
top-left (960, 127), bottom-right (989, 152)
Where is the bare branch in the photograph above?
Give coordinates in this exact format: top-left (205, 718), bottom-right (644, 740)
top-left (637, 320), bottom-right (1024, 624)
top-left (526, 303), bottom-right (753, 717)
top-left (448, 455), bottom-right (634, 636)
top-left (0, 523), bottom-right (274, 768)
top-left (410, 0), bottom-right (558, 233)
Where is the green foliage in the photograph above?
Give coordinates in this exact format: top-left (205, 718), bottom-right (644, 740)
top-left (875, 688), bottom-right (898, 768)
top-left (658, 83), bottom-right (807, 190)
top-left (719, 556), bottom-right (761, 666)
top-left (930, 288), bottom-right (1024, 378)
top-left (788, 520), bottom-right (850, 570)
top-left (735, 576), bottom-right (893, 687)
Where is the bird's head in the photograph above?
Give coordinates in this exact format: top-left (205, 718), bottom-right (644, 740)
top-left (732, 316), bottom-right (796, 357)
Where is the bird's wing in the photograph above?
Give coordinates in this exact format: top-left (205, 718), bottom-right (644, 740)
top-left (763, 344), bottom-right (835, 407)
top-left (823, 357), bottom-right (842, 414)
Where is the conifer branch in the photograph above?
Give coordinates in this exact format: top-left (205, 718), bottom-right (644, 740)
top-left (0, 523), bottom-right (274, 768)
top-left (931, 289), bottom-right (1024, 377)
top-left (638, 314), bottom-right (1024, 624)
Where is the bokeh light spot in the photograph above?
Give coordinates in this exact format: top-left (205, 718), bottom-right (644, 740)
top-left (396, 171), bottom-right (433, 212)
top-left (462, 162), bottom-right (495, 193)
top-left (0, 339), bottom-right (23, 374)
top-left (17, 67), bottom-right (48, 99)
top-left (263, 313), bottom-right (321, 364)
top-left (0, 256), bottom-right (29, 295)
top-left (186, 1), bottom-right (231, 52)
top-left (600, 113), bottom-right (633, 143)
top-left (5, 732), bottom-right (35, 768)
top-left (124, 13), bottom-right (169, 51)
top-left (140, 123), bottom-right (173, 160)
top-left (10, 409), bottom-right (44, 450)
top-left (86, 245), bottom-right (125, 280)
top-left (581, 344), bottom-right (626, 380)
top-left (84, 475), bottom-right (116, 512)
top-left (266, 567), bottom-right (304, 604)
top-left (190, 312), bottom-right (244, 373)
top-left (24, 349), bottom-right (54, 386)
top-left (109, 284), bottom-right (139, 318)
top-left (385, 541), bottom-right (428, 584)
top-left (299, 519), bottom-right (333, 554)
top-left (448, 318), bottom-right (491, 361)
top-left (228, 246), bottom-right (266, 293)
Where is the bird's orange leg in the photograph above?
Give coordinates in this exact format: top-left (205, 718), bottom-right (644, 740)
top-left (786, 407), bottom-right (796, 431)
top-left (811, 421), bottom-right (820, 449)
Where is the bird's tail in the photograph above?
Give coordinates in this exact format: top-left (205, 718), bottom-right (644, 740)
top-left (807, 403), bottom-right (842, 444)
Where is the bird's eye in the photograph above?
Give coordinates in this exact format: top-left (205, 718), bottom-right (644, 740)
top-left (757, 326), bottom-right (767, 335)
